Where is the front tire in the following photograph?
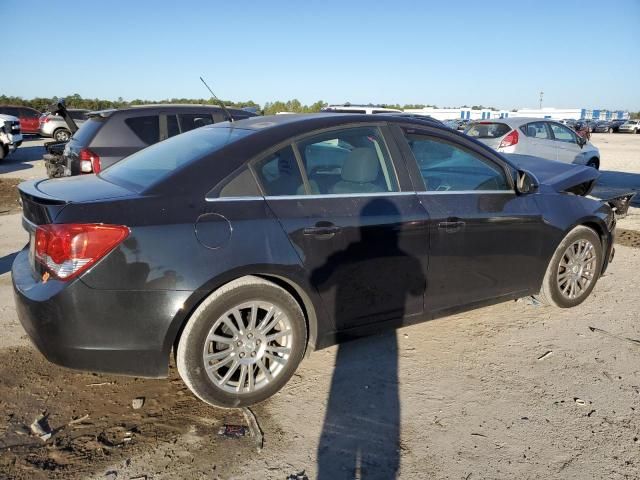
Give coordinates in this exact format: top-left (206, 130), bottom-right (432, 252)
top-left (0, 144), bottom-right (7, 161)
top-left (177, 276), bottom-right (307, 408)
top-left (536, 226), bottom-right (603, 308)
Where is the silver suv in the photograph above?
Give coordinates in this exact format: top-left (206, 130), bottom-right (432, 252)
top-left (39, 109), bottom-right (89, 141)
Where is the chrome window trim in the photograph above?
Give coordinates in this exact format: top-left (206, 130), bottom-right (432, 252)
top-left (205, 190), bottom-right (514, 202)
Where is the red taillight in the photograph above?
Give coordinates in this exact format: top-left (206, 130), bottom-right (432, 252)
top-left (499, 129), bottom-right (519, 148)
top-left (34, 224), bottom-right (129, 280)
top-left (79, 148), bottom-right (101, 173)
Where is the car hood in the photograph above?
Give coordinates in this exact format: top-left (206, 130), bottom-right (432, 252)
top-left (504, 154), bottom-right (598, 194)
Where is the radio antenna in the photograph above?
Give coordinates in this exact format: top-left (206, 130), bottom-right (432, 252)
top-left (200, 76), bottom-right (234, 122)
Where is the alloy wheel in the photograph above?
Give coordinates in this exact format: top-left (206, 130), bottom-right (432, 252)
top-left (557, 239), bottom-right (597, 300)
top-left (202, 301), bottom-right (293, 394)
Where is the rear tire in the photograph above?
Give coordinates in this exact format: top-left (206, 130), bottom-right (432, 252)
top-left (0, 144), bottom-right (7, 161)
top-left (535, 226), bottom-right (603, 308)
top-left (177, 276), bottom-right (307, 408)
top-left (53, 129), bottom-right (70, 142)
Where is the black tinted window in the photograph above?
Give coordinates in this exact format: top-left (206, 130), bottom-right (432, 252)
top-left (125, 115), bottom-right (159, 144)
top-left (101, 127), bottom-right (251, 191)
top-left (254, 146), bottom-right (305, 196)
top-left (404, 132), bottom-right (510, 191)
top-left (179, 113), bottom-right (213, 132)
top-left (20, 108), bottom-right (40, 119)
top-left (5, 107), bottom-right (20, 117)
top-left (71, 118), bottom-right (104, 144)
top-left (69, 110), bottom-right (88, 120)
top-left (167, 115), bottom-right (180, 137)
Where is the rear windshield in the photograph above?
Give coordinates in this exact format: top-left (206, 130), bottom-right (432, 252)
top-left (465, 122), bottom-right (511, 139)
top-left (100, 126), bottom-right (252, 192)
top-left (71, 117), bottom-right (104, 144)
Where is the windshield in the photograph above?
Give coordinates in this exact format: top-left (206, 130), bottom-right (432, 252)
top-left (465, 122), bottom-right (511, 139)
top-left (100, 126), bottom-right (252, 191)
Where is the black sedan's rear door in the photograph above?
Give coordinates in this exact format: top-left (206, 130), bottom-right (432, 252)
top-left (391, 124), bottom-right (548, 315)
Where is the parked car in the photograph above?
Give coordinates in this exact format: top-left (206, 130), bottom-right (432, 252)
top-left (609, 119), bottom-right (627, 132)
top-left (62, 104), bottom-right (256, 175)
top-left (0, 113), bottom-right (22, 160)
top-left (465, 118), bottom-right (601, 168)
top-left (618, 120), bottom-right (640, 134)
top-left (13, 113), bottom-right (616, 407)
top-left (39, 109), bottom-right (89, 141)
top-left (0, 105), bottom-right (41, 134)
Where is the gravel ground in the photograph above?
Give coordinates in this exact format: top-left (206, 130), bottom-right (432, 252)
top-left (0, 133), bottom-right (639, 479)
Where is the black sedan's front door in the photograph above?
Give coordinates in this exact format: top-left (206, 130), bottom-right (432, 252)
top-left (252, 125), bottom-right (429, 333)
top-left (392, 125), bottom-right (547, 315)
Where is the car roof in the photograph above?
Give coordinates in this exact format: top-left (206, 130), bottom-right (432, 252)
top-left (87, 104), bottom-right (250, 118)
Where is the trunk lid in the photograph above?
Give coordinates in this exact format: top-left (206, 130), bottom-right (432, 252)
top-left (18, 176), bottom-right (135, 225)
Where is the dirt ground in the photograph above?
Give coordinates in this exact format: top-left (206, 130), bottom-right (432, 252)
top-left (0, 134), bottom-right (639, 479)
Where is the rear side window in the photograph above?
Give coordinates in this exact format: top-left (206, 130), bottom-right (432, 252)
top-left (100, 127), bottom-right (251, 192)
top-left (71, 117), bottom-right (104, 144)
top-left (125, 115), bottom-right (159, 144)
top-left (465, 122), bottom-right (511, 138)
top-left (254, 146), bottom-right (305, 196)
top-left (167, 114), bottom-right (180, 137)
top-left (179, 113), bottom-right (214, 132)
top-left (296, 126), bottom-right (398, 194)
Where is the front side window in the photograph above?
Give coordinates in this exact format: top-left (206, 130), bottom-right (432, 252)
top-left (125, 115), bottom-right (160, 144)
top-left (403, 132), bottom-right (510, 192)
top-left (167, 114), bottom-right (180, 137)
top-left (69, 110), bottom-right (88, 121)
top-left (549, 123), bottom-right (577, 143)
top-left (20, 108), bottom-right (40, 119)
top-left (520, 122), bottom-right (551, 139)
top-left (254, 146), bottom-right (305, 196)
top-left (296, 126), bottom-right (399, 194)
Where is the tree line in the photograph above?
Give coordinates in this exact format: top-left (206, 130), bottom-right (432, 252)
top-left (0, 94), bottom-right (447, 115)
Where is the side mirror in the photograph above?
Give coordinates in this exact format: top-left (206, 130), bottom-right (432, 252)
top-left (577, 136), bottom-right (586, 148)
top-left (516, 169), bottom-right (539, 194)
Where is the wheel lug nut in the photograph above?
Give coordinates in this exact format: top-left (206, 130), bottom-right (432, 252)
top-left (247, 333), bottom-right (253, 339)
top-left (237, 341), bottom-right (243, 347)
top-left (256, 339), bottom-right (261, 345)
top-left (239, 352), bottom-right (245, 358)
top-left (251, 351), bottom-right (256, 357)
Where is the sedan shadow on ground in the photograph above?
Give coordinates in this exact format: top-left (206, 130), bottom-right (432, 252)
top-left (593, 170), bottom-right (640, 206)
top-left (0, 251), bottom-right (19, 276)
top-left (314, 198), bottom-right (425, 479)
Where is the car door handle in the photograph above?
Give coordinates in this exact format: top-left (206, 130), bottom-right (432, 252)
top-left (303, 225), bottom-right (341, 238)
top-left (437, 219), bottom-right (465, 233)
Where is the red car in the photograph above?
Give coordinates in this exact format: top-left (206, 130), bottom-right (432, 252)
top-left (0, 105), bottom-right (41, 134)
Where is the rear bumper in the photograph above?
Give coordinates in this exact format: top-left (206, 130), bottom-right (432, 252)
top-left (12, 249), bottom-right (192, 378)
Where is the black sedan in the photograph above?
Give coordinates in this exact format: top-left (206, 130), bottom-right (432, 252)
top-left (13, 114), bottom-right (616, 407)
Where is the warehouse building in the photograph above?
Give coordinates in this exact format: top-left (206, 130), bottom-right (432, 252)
top-left (405, 107), bottom-right (629, 121)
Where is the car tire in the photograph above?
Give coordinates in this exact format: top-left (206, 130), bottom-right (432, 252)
top-left (0, 144), bottom-right (7, 161)
top-left (177, 276), bottom-right (307, 408)
top-left (53, 129), bottom-right (71, 142)
top-left (535, 226), bottom-right (603, 308)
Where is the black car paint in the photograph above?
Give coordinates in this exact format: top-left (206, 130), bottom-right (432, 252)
top-left (13, 114), bottom-right (614, 378)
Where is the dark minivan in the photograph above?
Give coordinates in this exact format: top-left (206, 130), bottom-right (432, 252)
top-left (63, 104), bottom-right (256, 175)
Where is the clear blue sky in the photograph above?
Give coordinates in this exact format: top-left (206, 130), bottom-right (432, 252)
top-left (4, 0), bottom-right (640, 110)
